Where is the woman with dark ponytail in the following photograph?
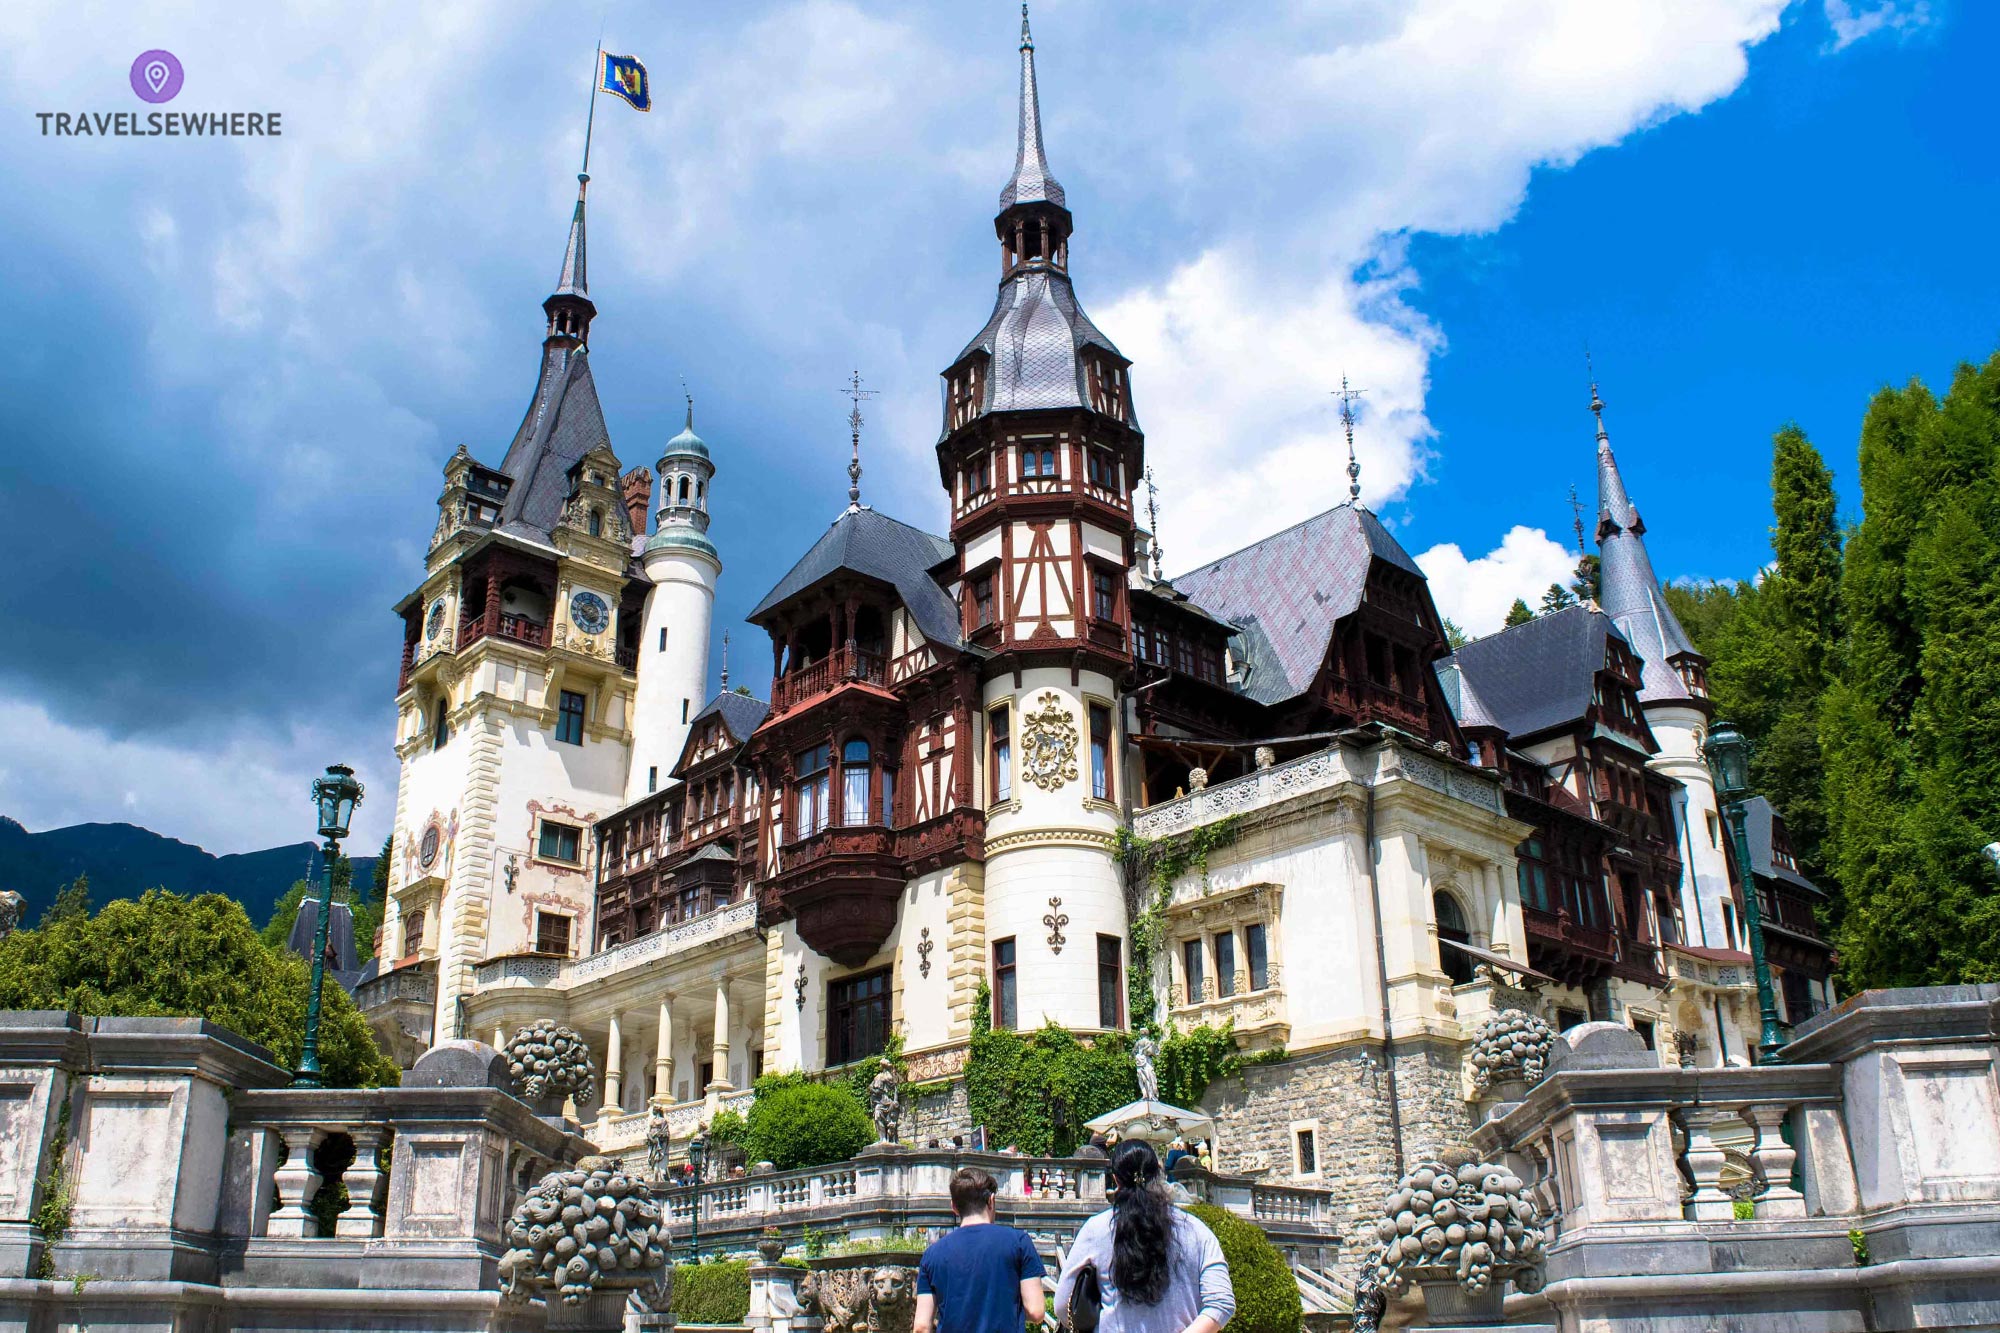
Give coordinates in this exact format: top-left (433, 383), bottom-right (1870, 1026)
top-left (1055, 1140), bottom-right (1235, 1333)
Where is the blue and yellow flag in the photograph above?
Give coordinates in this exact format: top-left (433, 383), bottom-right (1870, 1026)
top-left (599, 53), bottom-right (650, 111)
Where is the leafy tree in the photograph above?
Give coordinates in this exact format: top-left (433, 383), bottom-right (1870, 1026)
top-left (1539, 583), bottom-right (1575, 614)
top-left (0, 888), bottom-right (397, 1087)
top-left (745, 1077), bottom-right (872, 1169)
top-left (1185, 1204), bottom-right (1303, 1333)
top-left (39, 875), bottom-right (91, 927)
top-left (1503, 599), bottom-right (1534, 628)
top-left (1441, 618), bottom-right (1470, 651)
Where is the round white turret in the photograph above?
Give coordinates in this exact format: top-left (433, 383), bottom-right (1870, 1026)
top-left (627, 409), bottom-right (720, 803)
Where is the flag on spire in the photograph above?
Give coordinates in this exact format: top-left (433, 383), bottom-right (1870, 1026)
top-left (599, 52), bottom-right (651, 111)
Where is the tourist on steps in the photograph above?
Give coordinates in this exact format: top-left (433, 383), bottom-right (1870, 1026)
top-left (914, 1166), bottom-right (1047, 1333)
top-left (1055, 1140), bottom-right (1235, 1333)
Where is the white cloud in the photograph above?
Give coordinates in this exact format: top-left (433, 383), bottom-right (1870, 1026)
top-left (1416, 526), bottom-right (1581, 636)
top-left (1823, 1), bottom-right (1935, 51)
top-left (0, 699), bottom-right (392, 856)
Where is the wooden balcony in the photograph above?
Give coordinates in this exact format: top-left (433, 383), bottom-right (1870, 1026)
top-left (458, 610), bottom-right (549, 652)
top-left (763, 820), bottom-right (903, 966)
top-left (769, 646), bottom-right (887, 715)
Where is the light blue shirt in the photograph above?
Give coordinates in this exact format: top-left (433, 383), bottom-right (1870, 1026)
top-left (1054, 1208), bottom-right (1235, 1333)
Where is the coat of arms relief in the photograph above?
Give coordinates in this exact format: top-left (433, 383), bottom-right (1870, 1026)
top-left (1020, 691), bottom-right (1079, 791)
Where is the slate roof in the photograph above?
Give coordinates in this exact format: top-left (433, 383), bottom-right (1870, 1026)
top-left (289, 898), bottom-right (365, 993)
top-left (952, 269), bottom-right (1124, 425)
top-left (698, 691), bottom-right (771, 745)
top-left (1171, 504), bottom-right (1425, 707)
top-left (491, 347), bottom-right (611, 544)
top-left (748, 506), bottom-right (963, 650)
top-left (999, 12), bottom-right (1064, 211)
top-left (1595, 418), bottom-right (1700, 705)
top-left (1742, 795), bottom-right (1821, 894)
top-left (1437, 604), bottom-right (1625, 741)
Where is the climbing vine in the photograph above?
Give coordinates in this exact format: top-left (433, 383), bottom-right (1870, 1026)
top-left (31, 1097), bottom-right (74, 1279)
top-left (966, 1020), bottom-right (1138, 1156)
top-left (1116, 815), bottom-right (1244, 1034)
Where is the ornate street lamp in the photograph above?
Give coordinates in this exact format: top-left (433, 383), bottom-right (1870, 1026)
top-left (1704, 722), bottom-right (1786, 1058)
top-left (686, 1130), bottom-right (708, 1259)
top-left (295, 763), bottom-right (363, 1088)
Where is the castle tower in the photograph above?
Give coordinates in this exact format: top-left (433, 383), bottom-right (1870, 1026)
top-left (377, 168), bottom-right (644, 1054)
top-left (1590, 382), bottom-right (1734, 949)
top-left (937, 8), bottom-right (1141, 1032)
top-left (628, 402), bottom-right (721, 801)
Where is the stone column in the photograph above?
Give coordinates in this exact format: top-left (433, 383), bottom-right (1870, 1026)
top-left (1742, 1103), bottom-right (1807, 1219)
top-left (601, 1013), bottom-right (624, 1120)
top-left (653, 996), bottom-right (674, 1107)
top-left (710, 980), bottom-right (733, 1094)
top-left (1679, 1108), bottom-right (1735, 1221)
top-left (335, 1126), bottom-right (389, 1238)
top-left (266, 1127), bottom-right (326, 1239)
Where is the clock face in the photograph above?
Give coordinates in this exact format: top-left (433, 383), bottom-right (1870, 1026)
top-left (569, 590), bottom-right (611, 636)
top-left (425, 598), bottom-right (446, 641)
top-left (419, 824), bottom-right (441, 870)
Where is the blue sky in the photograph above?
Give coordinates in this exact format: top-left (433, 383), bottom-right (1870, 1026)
top-left (0, 0), bottom-right (1986, 854)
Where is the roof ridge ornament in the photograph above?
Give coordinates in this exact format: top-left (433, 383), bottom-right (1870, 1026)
top-left (842, 370), bottom-right (878, 514)
top-left (1335, 376), bottom-right (1367, 506)
top-left (1144, 466), bottom-right (1164, 580)
top-left (720, 629), bottom-right (730, 690)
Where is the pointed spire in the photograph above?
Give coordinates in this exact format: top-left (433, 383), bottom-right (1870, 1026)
top-left (1335, 377), bottom-right (1367, 506)
top-left (842, 370), bottom-right (877, 513)
top-left (1589, 365), bottom-right (1639, 536)
top-left (999, 4), bottom-right (1066, 211)
top-left (556, 173), bottom-right (589, 298)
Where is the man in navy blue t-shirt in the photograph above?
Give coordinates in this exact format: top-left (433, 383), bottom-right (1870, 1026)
top-left (915, 1167), bottom-right (1047, 1333)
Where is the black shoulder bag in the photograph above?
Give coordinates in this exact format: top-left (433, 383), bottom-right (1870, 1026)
top-left (1068, 1260), bottom-right (1102, 1333)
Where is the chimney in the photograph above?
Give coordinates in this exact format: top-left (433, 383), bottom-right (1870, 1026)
top-left (621, 467), bottom-right (653, 536)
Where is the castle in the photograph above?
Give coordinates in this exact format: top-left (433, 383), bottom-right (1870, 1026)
top-left (356, 13), bottom-right (1837, 1223)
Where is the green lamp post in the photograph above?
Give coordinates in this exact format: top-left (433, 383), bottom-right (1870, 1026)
top-left (1704, 722), bottom-right (1787, 1059)
top-left (686, 1130), bottom-right (707, 1259)
top-left (295, 763), bottom-right (364, 1088)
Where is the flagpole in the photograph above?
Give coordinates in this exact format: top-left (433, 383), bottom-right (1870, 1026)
top-left (581, 44), bottom-right (601, 178)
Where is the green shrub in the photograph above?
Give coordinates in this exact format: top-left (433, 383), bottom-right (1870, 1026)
top-left (672, 1258), bottom-right (751, 1324)
top-left (1185, 1204), bottom-right (1302, 1333)
top-left (747, 1079), bottom-right (872, 1169)
top-left (1732, 1197), bottom-right (1755, 1221)
top-left (707, 1107), bottom-right (748, 1149)
top-left (966, 1021), bottom-right (1137, 1156)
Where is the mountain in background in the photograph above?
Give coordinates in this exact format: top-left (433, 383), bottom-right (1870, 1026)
top-left (0, 817), bottom-right (379, 930)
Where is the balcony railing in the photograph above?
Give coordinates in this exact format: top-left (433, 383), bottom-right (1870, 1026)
top-left (472, 900), bottom-right (759, 993)
top-left (1761, 885), bottom-right (1824, 940)
top-left (1522, 905), bottom-right (1617, 960)
top-left (770, 645), bottom-right (887, 714)
top-left (458, 610), bottom-right (549, 652)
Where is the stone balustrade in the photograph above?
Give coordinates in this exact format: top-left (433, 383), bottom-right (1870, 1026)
top-left (471, 900), bottom-right (759, 996)
top-left (1465, 988), bottom-right (2000, 1333)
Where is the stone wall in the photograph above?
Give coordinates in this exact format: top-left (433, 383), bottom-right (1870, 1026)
top-left (903, 1077), bottom-right (972, 1147)
top-left (1200, 1036), bottom-right (1472, 1271)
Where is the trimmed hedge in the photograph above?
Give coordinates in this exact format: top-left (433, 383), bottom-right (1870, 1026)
top-left (1186, 1204), bottom-right (1302, 1333)
top-left (673, 1258), bottom-right (751, 1324)
top-left (746, 1077), bottom-right (873, 1169)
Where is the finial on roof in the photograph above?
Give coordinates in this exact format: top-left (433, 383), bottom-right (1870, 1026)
top-left (1144, 466), bottom-right (1164, 579)
top-left (999, 1), bottom-right (1065, 211)
top-left (684, 382), bottom-right (695, 433)
top-left (842, 370), bottom-right (878, 513)
top-left (554, 172), bottom-right (590, 298)
top-left (720, 629), bottom-right (730, 690)
top-left (1586, 349), bottom-right (1609, 445)
top-left (1335, 376), bottom-right (1368, 505)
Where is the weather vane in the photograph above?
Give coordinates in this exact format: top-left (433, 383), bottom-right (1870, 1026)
top-left (1335, 376), bottom-right (1367, 504)
top-left (843, 370), bottom-right (878, 511)
top-left (1143, 466), bottom-right (1163, 579)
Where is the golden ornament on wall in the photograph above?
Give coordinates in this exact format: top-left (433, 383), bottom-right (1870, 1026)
top-left (1019, 691), bottom-right (1078, 791)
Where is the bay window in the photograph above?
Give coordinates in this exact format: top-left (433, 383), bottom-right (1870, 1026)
top-left (794, 743), bottom-right (831, 840)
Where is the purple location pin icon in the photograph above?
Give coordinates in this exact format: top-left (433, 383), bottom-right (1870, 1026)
top-left (129, 50), bottom-right (184, 104)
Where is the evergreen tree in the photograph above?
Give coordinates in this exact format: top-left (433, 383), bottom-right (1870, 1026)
top-left (1441, 617), bottom-right (1470, 650)
top-left (1569, 553), bottom-right (1601, 604)
top-left (1540, 583), bottom-right (1575, 614)
top-left (1504, 598), bottom-right (1534, 628)
top-left (39, 875), bottom-right (91, 927)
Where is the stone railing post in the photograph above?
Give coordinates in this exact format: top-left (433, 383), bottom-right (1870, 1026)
top-left (266, 1126), bottom-right (327, 1238)
top-left (336, 1124), bottom-right (390, 1238)
top-left (1740, 1103), bottom-right (1806, 1219)
top-left (1678, 1108), bottom-right (1735, 1221)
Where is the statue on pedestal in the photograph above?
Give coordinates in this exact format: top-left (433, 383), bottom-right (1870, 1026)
top-left (868, 1065), bottom-right (901, 1144)
top-left (1133, 1034), bottom-right (1160, 1103)
top-left (645, 1104), bottom-right (672, 1181)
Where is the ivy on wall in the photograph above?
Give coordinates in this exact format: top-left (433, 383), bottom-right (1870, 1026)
top-left (1117, 815), bottom-right (1244, 1034)
top-left (966, 994), bottom-right (1138, 1157)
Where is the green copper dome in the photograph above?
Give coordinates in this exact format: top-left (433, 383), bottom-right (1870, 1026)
top-left (661, 402), bottom-right (710, 463)
top-left (645, 526), bottom-right (719, 561)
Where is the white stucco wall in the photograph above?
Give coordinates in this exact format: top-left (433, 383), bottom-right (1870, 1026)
top-left (629, 549), bottom-right (718, 803)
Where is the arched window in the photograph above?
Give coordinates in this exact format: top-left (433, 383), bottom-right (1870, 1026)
top-left (431, 700), bottom-right (450, 751)
top-left (1435, 891), bottom-right (1474, 985)
top-left (678, 475), bottom-right (691, 503)
top-left (842, 738), bottom-right (872, 825)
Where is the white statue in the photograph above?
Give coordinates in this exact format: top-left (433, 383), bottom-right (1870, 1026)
top-left (645, 1104), bottom-right (672, 1181)
top-left (1134, 1035), bottom-right (1160, 1102)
